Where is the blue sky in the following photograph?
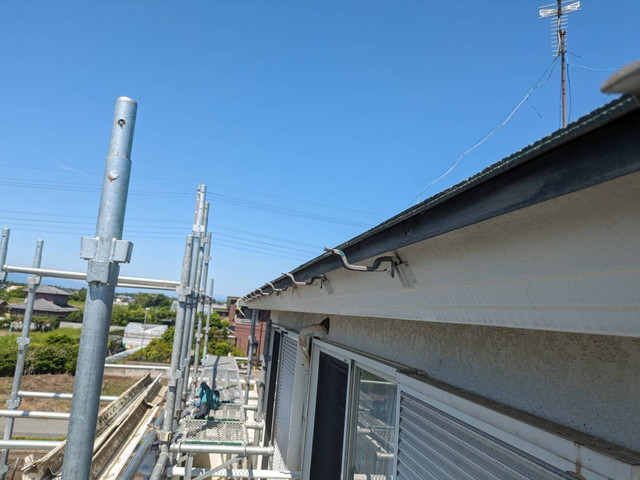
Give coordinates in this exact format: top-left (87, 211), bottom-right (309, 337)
top-left (0, 1), bottom-right (638, 299)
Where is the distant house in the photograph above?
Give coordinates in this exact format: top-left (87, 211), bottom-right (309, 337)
top-left (232, 308), bottom-right (267, 356)
top-left (114, 295), bottom-right (133, 307)
top-left (8, 285), bottom-right (79, 321)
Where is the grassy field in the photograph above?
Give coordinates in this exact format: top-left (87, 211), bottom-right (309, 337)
top-left (1, 373), bottom-right (139, 474)
top-left (0, 374), bottom-right (138, 413)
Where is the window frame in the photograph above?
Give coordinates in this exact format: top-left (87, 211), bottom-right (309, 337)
top-left (299, 338), bottom-right (638, 480)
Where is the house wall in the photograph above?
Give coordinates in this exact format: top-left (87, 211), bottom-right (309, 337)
top-left (253, 172), bottom-right (640, 337)
top-left (38, 293), bottom-right (69, 307)
top-left (233, 319), bottom-right (267, 356)
top-left (272, 310), bottom-right (640, 451)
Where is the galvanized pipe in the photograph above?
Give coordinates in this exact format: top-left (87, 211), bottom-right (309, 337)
top-left (177, 244), bottom-right (198, 412)
top-left (180, 185), bottom-right (207, 404)
top-left (1, 265), bottom-right (178, 290)
top-left (170, 444), bottom-right (274, 455)
top-left (192, 230), bottom-right (211, 393)
top-left (201, 278), bottom-right (214, 363)
top-left (244, 310), bottom-right (258, 405)
top-left (187, 240), bottom-right (205, 398)
top-left (19, 391), bottom-right (117, 402)
top-left (61, 96), bottom-right (137, 480)
top-left (0, 409), bottom-right (70, 420)
top-left (162, 235), bottom-right (194, 434)
top-left (0, 440), bottom-right (61, 450)
top-left (0, 239), bottom-right (43, 478)
top-left (104, 363), bottom-right (169, 371)
top-left (119, 410), bottom-right (165, 480)
top-left (0, 229), bottom-right (9, 283)
top-left (148, 443), bottom-right (170, 480)
top-left (169, 468), bottom-right (300, 479)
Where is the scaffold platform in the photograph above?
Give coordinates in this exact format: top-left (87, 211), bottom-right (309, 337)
top-left (201, 355), bottom-right (243, 404)
top-left (179, 355), bottom-right (250, 449)
top-left (180, 419), bottom-right (248, 446)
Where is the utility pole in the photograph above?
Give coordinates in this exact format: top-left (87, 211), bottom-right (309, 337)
top-left (539, 0), bottom-right (581, 128)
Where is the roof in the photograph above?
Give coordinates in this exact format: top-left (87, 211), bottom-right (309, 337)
top-left (247, 95), bottom-right (640, 297)
top-left (8, 298), bottom-right (79, 313)
top-left (22, 285), bottom-right (74, 296)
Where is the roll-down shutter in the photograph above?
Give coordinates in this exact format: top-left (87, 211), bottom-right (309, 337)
top-left (396, 393), bottom-right (576, 480)
top-left (273, 334), bottom-right (297, 470)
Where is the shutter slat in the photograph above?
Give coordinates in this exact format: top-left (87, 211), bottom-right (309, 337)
top-left (273, 335), bottom-right (297, 470)
top-left (397, 393), bottom-right (576, 480)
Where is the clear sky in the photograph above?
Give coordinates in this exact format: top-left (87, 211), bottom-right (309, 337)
top-left (0, 1), bottom-right (638, 299)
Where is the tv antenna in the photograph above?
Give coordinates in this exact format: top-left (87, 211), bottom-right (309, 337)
top-left (539, 0), bottom-right (581, 127)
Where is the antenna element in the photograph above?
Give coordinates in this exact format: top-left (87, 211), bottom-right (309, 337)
top-left (539, 0), bottom-right (581, 127)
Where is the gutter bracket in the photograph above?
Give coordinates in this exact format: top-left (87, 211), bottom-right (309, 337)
top-left (324, 247), bottom-right (401, 277)
top-left (395, 261), bottom-right (416, 288)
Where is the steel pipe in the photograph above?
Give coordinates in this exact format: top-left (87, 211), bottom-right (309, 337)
top-left (1, 265), bottom-right (179, 290)
top-left (0, 409), bottom-right (70, 420)
top-left (169, 468), bottom-right (301, 479)
top-left (170, 444), bottom-right (274, 455)
top-left (0, 440), bottom-right (61, 450)
top-left (0, 229), bottom-right (9, 283)
top-left (61, 96), bottom-right (138, 480)
top-left (148, 444), bottom-right (170, 480)
top-left (18, 391), bottom-right (117, 402)
top-left (104, 363), bottom-right (169, 371)
top-left (119, 410), bottom-right (165, 480)
top-left (1, 239), bottom-right (44, 478)
top-left (162, 235), bottom-right (194, 433)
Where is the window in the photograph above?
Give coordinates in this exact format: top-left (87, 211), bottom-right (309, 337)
top-left (299, 339), bottom-right (638, 480)
top-left (309, 352), bottom-right (349, 480)
top-left (348, 367), bottom-right (397, 479)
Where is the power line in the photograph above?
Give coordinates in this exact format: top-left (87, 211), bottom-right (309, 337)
top-left (414, 57), bottom-right (559, 204)
top-left (0, 178), bottom-right (372, 228)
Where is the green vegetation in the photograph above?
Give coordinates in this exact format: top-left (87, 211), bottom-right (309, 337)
top-left (0, 314), bottom-right (60, 331)
top-left (129, 312), bottom-right (242, 363)
top-left (69, 288), bottom-right (87, 302)
top-left (65, 292), bottom-right (177, 325)
top-left (0, 328), bottom-right (82, 376)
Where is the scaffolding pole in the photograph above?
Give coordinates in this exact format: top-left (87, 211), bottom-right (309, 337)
top-left (1, 265), bottom-right (179, 290)
top-left (60, 96), bottom-right (137, 480)
top-left (193, 230), bottom-right (211, 394)
top-left (202, 278), bottom-right (214, 364)
top-left (179, 184), bottom-right (207, 405)
top-left (162, 235), bottom-right (194, 436)
top-left (0, 239), bottom-right (43, 479)
top-left (0, 229), bottom-right (9, 284)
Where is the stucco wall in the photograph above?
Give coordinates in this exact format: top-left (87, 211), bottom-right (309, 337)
top-left (272, 311), bottom-right (640, 451)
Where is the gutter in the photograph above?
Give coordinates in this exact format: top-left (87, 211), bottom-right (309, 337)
top-left (246, 95), bottom-right (640, 299)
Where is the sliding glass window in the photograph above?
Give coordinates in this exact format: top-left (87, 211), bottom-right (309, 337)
top-left (349, 367), bottom-right (397, 479)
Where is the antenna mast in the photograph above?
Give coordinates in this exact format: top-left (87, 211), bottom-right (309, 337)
top-left (539, 0), bottom-right (581, 128)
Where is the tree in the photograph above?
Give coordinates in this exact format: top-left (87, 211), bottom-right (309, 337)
top-left (131, 293), bottom-right (173, 309)
top-left (70, 288), bottom-right (87, 302)
top-left (67, 311), bottom-right (84, 323)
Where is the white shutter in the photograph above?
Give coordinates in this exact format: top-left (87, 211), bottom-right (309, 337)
top-left (396, 393), bottom-right (577, 480)
top-left (273, 334), bottom-right (297, 470)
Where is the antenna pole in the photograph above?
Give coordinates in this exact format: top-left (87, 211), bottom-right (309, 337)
top-left (558, 0), bottom-right (567, 127)
top-left (540, 0), bottom-right (580, 129)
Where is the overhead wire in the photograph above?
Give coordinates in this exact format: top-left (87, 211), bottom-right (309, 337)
top-left (0, 163), bottom-right (382, 218)
top-left (0, 178), bottom-right (372, 228)
top-left (414, 57), bottom-right (560, 204)
top-left (0, 209), bottom-right (324, 249)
